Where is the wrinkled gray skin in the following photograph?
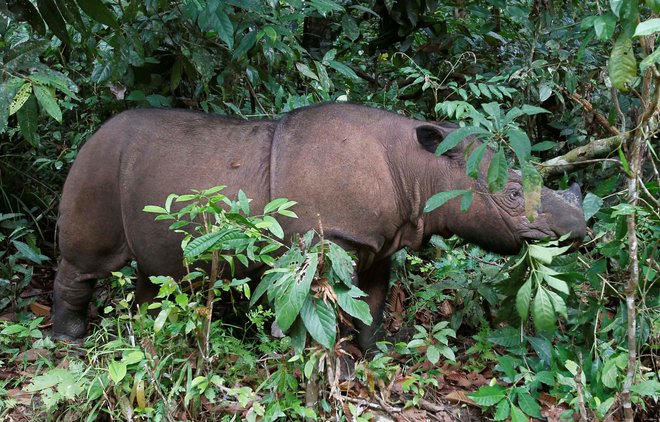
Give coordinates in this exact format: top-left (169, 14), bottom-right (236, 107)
top-left (53, 103), bottom-right (587, 348)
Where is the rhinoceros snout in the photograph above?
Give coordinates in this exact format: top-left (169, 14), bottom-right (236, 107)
top-left (543, 183), bottom-right (587, 246)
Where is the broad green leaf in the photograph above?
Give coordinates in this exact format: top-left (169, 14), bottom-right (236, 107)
top-left (183, 231), bottom-right (230, 259)
top-left (327, 60), bottom-right (359, 80)
top-left (424, 190), bottom-right (469, 213)
top-left (609, 36), bottom-right (637, 91)
top-left (143, 205), bottom-right (168, 214)
top-left (466, 143), bottom-right (488, 179)
top-left (108, 360), bottom-right (127, 384)
top-left (494, 399), bottom-right (510, 420)
top-left (582, 192), bottom-right (603, 220)
top-left (634, 18), bottom-right (660, 36)
top-left (327, 242), bottom-right (354, 285)
top-left (543, 273), bottom-right (570, 295)
top-left (17, 95), bottom-right (38, 146)
top-left (516, 277), bottom-right (533, 320)
top-left (37, 0), bottom-right (70, 44)
top-left (334, 285), bottom-right (372, 325)
top-left (547, 289), bottom-right (568, 319)
top-left (215, 8), bottom-right (234, 50)
top-left (630, 379), bottom-right (660, 397)
top-left (532, 288), bottom-right (556, 333)
top-left (601, 358), bottom-right (619, 388)
top-left (521, 162), bottom-right (542, 220)
top-left (296, 62), bottom-right (319, 81)
top-left (426, 345), bottom-right (440, 364)
top-left (262, 25), bottom-right (277, 42)
top-left (300, 297), bottom-right (336, 349)
top-left (460, 190), bottom-right (473, 212)
top-left (13, 240), bottom-right (47, 264)
top-left (497, 355), bottom-right (517, 380)
top-left (520, 105), bottom-right (550, 115)
top-left (538, 82), bottom-right (552, 102)
top-left (33, 85), bottom-right (62, 122)
top-left (610, 0), bottom-right (625, 17)
top-left (528, 337), bottom-right (552, 366)
top-left (488, 326), bottom-right (522, 347)
top-left (593, 14), bottom-right (617, 40)
top-left (264, 198), bottom-right (289, 214)
top-left (341, 14), bottom-right (360, 41)
top-left (9, 83), bottom-right (32, 115)
top-left (510, 404), bottom-right (529, 422)
top-left (518, 393), bottom-right (542, 418)
top-left (468, 384), bottom-right (507, 406)
top-left (262, 215), bottom-right (284, 238)
top-left (154, 307), bottom-right (171, 332)
top-left (487, 149), bottom-right (508, 192)
top-left (58, 0), bottom-right (86, 33)
top-left (507, 128), bottom-right (531, 162)
top-left (274, 253), bottom-right (318, 332)
top-left (0, 78), bottom-right (26, 133)
top-left (434, 126), bottom-right (491, 156)
top-left (640, 47), bottom-right (660, 72)
top-left (233, 30), bottom-right (257, 61)
top-left (10, 0), bottom-right (46, 35)
top-left (75, 0), bottom-right (119, 28)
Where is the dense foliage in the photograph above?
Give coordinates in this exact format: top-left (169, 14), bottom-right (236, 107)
top-left (0, 0), bottom-right (658, 420)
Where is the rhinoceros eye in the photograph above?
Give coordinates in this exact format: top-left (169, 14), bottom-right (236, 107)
top-left (508, 189), bottom-right (522, 201)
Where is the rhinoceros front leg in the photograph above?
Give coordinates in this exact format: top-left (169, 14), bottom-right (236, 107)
top-left (52, 259), bottom-right (97, 341)
top-left (355, 257), bottom-right (392, 351)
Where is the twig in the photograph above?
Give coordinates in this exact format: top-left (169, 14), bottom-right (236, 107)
top-left (576, 354), bottom-right (589, 421)
top-left (344, 396), bottom-right (402, 413)
top-left (561, 87), bottom-right (620, 136)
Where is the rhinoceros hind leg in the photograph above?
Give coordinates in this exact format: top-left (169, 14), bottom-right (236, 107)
top-left (52, 259), bottom-right (100, 341)
top-left (355, 258), bottom-right (392, 351)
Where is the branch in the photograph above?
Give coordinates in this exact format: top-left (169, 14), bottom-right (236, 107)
top-left (561, 87), bottom-right (620, 136)
top-left (537, 133), bottom-right (629, 178)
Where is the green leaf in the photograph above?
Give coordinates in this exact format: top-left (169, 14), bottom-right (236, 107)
top-left (108, 360), bottom-right (127, 384)
top-left (426, 344), bottom-right (440, 364)
top-left (521, 162), bottom-right (542, 220)
top-left (262, 25), bottom-right (277, 42)
top-left (518, 393), bottom-right (542, 418)
top-left (424, 190), bottom-right (469, 213)
top-left (487, 149), bottom-right (508, 192)
top-left (507, 128), bottom-right (531, 162)
top-left (466, 143), bottom-right (487, 179)
top-left (75, 0), bottom-right (119, 28)
top-left (634, 18), bottom-right (660, 36)
top-left (154, 307), bottom-right (171, 332)
top-left (543, 273), bottom-right (570, 295)
top-left (434, 126), bottom-right (491, 156)
top-left (233, 30), bottom-right (257, 61)
top-left (460, 190), bottom-right (473, 212)
top-left (17, 95), bottom-right (39, 146)
top-left (262, 215), bottom-right (284, 239)
top-left (334, 285), bottom-right (372, 325)
top-left (13, 240), bottom-right (47, 264)
top-left (215, 8), bottom-right (234, 50)
top-left (468, 384), bottom-right (507, 406)
top-left (9, 83), bottom-right (32, 115)
top-left (488, 326), bottom-right (522, 347)
top-left (528, 337), bottom-right (553, 366)
top-left (183, 231), bottom-right (230, 259)
top-left (300, 297), bottom-right (336, 349)
top-left (58, 0), bottom-right (86, 33)
top-left (630, 380), bottom-right (660, 397)
top-left (264, 198), bottom-right (290, 214)
top-left (532, 288), bottom-right (556, 333)
top-left (143, 205), bottom-right (168, 214)
top-left (296, 62), bottom-right (319, 81)
top-left (0, 78), bottom-right (26, 133)
top-left (494, 399), bottom-right (510, 420)
top-left (10, 0), bottom-right (47, 35)
top-left (609, 36), bottom-right (637, 91)
top-left (36, 0), bottom-right (70, 44)
top-left (640, 47), bottom-right (660, 72)
top-left (593, 14), bottom-right (617, 40)
top-left (610, 0), bottom-right (625, 17)
top-left (582, 192), bottom-right (603, 220)
top-left (33, 85), bottom-right (62, 122)
top-left (516, 277), bottom-right (533, 320)
top-left (341, 14), bottom-right (360, 41)
top-left (327, 242), bottom-right (354, 285)
top-left (601, 358), bottom-right (619, 388)
top-left (520, 105), bottom-right (550, 115)
top-left (327, 60), bottom-right (359, 80)
top-left (510, 404), bottom-right (529, 422)
top-left (547, 289), bottom-right (568, 319)
top-left (274, 253), bottom-right (318, 332)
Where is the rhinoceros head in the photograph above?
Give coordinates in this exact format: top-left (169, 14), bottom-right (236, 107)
top-left (417, 124), bottom-right (587, 255)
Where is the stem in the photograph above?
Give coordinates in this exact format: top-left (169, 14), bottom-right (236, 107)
top-left (621, 127), bottom-right (643, 422)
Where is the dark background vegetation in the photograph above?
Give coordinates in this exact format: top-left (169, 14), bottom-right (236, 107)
top-left (0, 0), bottom-right (658, 420)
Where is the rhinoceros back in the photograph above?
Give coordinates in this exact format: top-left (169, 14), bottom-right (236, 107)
top-left (58, 108), bottom-right (275, 277)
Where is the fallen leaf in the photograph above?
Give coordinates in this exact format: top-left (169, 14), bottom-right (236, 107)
top-left (444, 390), bottom-right (477, 406)
top-left (7, 388), bottom-right (32, 406)
top-left (395, 407), bottom-right (427, 422)
top-left (30, 302), bottom-right (51, 317)
top-left (16, 348), bottom-right (50, 363)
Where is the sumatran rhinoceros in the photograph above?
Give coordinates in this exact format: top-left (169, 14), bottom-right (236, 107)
top-left (52, 103), bottom-right (586, 348)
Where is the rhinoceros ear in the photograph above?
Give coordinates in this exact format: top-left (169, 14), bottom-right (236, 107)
top-left (416, 125), bottom-right (446, 154)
